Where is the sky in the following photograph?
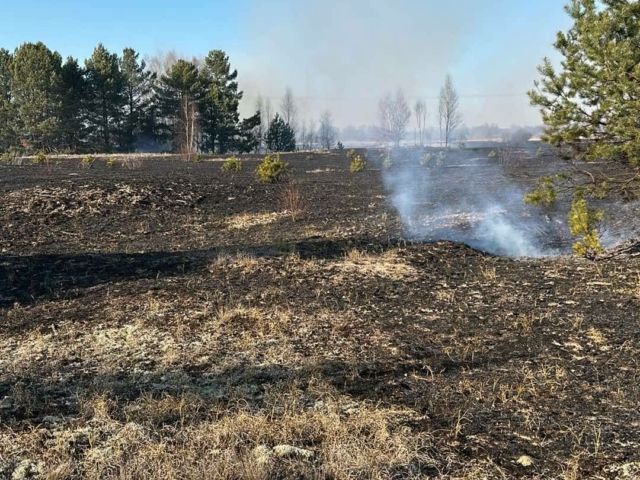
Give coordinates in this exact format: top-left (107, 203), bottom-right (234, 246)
top-left (1, 0), bottom-right (573, 128)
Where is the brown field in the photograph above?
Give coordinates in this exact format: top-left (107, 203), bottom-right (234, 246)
top-left (0, 151), bottom-right (639, 479)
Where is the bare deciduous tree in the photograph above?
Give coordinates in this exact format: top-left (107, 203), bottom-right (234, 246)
top-left (414, 99), bottom-right (429, 146)
top-left (280, 86), bottom-right (298, 133)
top-left (318, 111), bottom-right (336, 150)
top-left (254, 95), bottom-right (265, 152)
top-left (438, 74), bottom-right (463, 147)
top-left (146, 50), bottom-right (180, 76)
top-left (378, 88), bottom-right (411, 146)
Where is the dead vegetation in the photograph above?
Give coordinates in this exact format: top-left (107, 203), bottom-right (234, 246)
top-left (0, 151), bottom-right (639, 479)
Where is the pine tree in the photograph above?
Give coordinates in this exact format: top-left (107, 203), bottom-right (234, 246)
top-left (155, 59), bottom-right (203, 154)
top-left (529, 0), bottom-right (640, 188)
top-left (11, 42), bottom-right (63, 152)
top-left (234, 111), bottom-right (262, 153)
top-left (119, 48), bottom-right (156, 152)
top-left (0, 48), bottom-right (15, 153)
top-left (59, 57), bottom-right (87, 152)
top-left (85, 44), bottom-right (124, 152)
top-left (527, 0), bottom-right (640, 255)
top-left (266, 114), bottom-right (296, 152)
top-left (199, 50), bottom-right (242, 153)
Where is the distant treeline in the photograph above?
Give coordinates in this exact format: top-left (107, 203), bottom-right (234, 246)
top-left (0, 43), bottom-right (261, 155)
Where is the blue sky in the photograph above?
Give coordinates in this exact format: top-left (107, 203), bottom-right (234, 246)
top-left (1, 0), bottom-right (573, 127)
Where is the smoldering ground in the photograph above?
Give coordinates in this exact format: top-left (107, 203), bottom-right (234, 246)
top-left (377, 146), bottom-right (573, 258)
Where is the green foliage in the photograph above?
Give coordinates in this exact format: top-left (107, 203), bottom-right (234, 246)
top-left (528, 0), bottom-right (640, 167)
top-left (32, 151), bottom-right (48, 165)
top-left (305, 154), bottom-right (314, 161)
top-left (84, 44), bottom-right (125, 152)
top-left (221, 157), bottom-right (242, 172)
top-left (436, 152), bottom-right (445, 166)
top-left (106, 156), bottom-right (116, 168)
top-left (524, 176), bottom-right (558, 208)
top-left (11, 42), bottom-right (63, 152)
top-left (383, 155), bottom-right (393, 170)
top-left (350, 155), bottom-right (367, 172)
top-left (347, 149), bottom-right (358, 160)
top-left (256, 153), bottom-right (289, 182)
top-left (194, 153), bottom-right (203, 163)
top-left (488, 150), bottom-right (497, 158)
top-left (420, 153), bottom-right (433, 166)
top-left (119, 48), bottom-right (155, 152)
top-left (568, 196), bottom-right (603, 258)
top-left (266, 114), bottom-right (296, 152)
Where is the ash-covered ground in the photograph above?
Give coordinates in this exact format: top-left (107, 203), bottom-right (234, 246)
top-left (0, 151), bottom-right (638, 479)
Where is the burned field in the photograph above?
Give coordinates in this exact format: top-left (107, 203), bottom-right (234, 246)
top-left (0, 152), bottom-right (639, 479)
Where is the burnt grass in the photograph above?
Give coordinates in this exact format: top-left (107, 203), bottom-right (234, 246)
top-left (0, 151), bottom-right (639, 479)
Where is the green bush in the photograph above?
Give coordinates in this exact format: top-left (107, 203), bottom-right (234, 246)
top-left (568, 195), bottom-right (603, 258)
top-left (347, 149), bottom-right (358, 159)
top-left (221, 157), bottom-right (242, 172)
top-left (488, 150), bottom-right (497, 158)
top-left (383, 156), bottom-right (393, 169)
top-left (194, 153), bottom-right (203, 163)
top-left (420, 153), bottom-right (433, 166)
top-left (350, 155), bottom-right (367, 172)
top-left (33, 151), bottom-right (48, 165)
top-left (106, 156), bottom-right (116, 168)
top-left (436, 152), bottom-right (445, 166)
top-left (256, 154), bottom-right (289, 182)
top-left (82, 154), bottom-right (94, 167)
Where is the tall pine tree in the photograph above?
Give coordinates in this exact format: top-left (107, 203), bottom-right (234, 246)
top-left (155, 60), bottom-right (203, 154)
top-left (11, 42), bottom-right (63, 152)
top-left (0, 48), bottom-right (15, 153)
top-left (119, 48), bottom-right (156, 152)
top-left (199, 50), bottom-right (242, 153)
top-left (59, 57), bottom-right (87, 152)
top-left (85, 44), bottom-right (124, 152)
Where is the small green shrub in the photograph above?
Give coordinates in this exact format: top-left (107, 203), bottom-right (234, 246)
top-left (221, 157), bottom-right (242, 172)
top-left (383, 156), bottom-right (393, 170)
top-left (256, 154), bottom-right (289, 182)
top-left (568, 195), bottom-right (603, 258)
top-left (106, 156), bottom-right (116, 168)
top-left (82, 155), bottom-right (94, 167)
top-left (436, 152), bottom-right (445, 166)
top-left (350, 155), bottom-right (367, 172)
top-left (305, 154), bottom-right (314, 161)
top-left (488, 150), bottom-right (497, 158)
top-left (33, 151), bottom-right (48, 165)
top-left (195, 153), bottom-right (203, 163)
top-left (420, 153), bottom-right (433, 166)
top-left (347, 149), bottom-right (358, 159)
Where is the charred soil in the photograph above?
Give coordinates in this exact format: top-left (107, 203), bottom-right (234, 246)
top-left (0, 152), bottom-right (638, 479)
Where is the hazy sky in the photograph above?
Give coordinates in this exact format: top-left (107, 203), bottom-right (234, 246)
top-left (1, 0), bottom-right (573, 127)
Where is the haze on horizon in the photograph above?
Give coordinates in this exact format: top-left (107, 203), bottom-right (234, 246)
top-left (1, 0), bottom-right (572, 129)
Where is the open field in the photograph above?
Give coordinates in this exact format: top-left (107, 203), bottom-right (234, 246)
top-left (1, 151), bottom-right (639, 479)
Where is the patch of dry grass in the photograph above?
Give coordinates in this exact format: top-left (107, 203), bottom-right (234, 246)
top-left (332, 249), bottom-right (418, 281)
top-left (226, 212), bottom-right (285, 230)
top-left (1, 383), bottom-right (432, 480)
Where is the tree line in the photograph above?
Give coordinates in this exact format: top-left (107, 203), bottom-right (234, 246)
top-left (0, 42), bottom-right (323, 156)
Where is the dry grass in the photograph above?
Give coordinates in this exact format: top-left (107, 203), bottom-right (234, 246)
top-left (333, 249), bottom-right (418, 281)
top-left (226, 212), bottom-right (285, 230)
top-left (1, 383), bottom-right (431, 480)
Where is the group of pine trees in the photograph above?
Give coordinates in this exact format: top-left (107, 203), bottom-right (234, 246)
top-left (0, 42), bottom-right (271, 155)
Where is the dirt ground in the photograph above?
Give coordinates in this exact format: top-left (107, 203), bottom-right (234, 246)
top-left (0, 151), bottom-right (639, 479)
